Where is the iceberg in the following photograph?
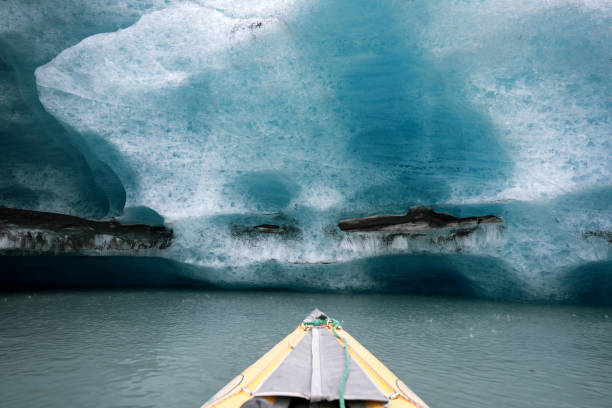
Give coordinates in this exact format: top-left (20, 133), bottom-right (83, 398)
top-left (0, 0), bottom-right (610, 302)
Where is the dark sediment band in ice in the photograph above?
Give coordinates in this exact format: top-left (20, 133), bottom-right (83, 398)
top-left (583, 230), bottom-right (612, 243)
top-left (0, 208), bottom-right (172, 255)
top-left (338, 206), bottom-right (503, 233)
top-left (227, 212), bottom-right (302, 240)
top-left (231, 223), bottom-right (302, 240)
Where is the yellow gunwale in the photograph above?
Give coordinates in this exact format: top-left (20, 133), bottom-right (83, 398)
top-left (202, 326), bottom-right (308, 408)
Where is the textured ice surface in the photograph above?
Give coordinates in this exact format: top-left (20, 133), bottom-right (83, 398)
top-left (2, 0), bottom-right (611, 299)
top-left (0, 56), bottom-right (122, 217)
top-left (0, 0), bottom-right (178, 216)
top-left (36, 2), bottom-right (348, 218)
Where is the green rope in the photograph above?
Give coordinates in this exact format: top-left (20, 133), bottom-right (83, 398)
top-left (304, 318), bottom-right (349, 408)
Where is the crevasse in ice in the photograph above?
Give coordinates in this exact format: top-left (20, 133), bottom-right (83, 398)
top-left (1, 0), bottom-right (611, 300)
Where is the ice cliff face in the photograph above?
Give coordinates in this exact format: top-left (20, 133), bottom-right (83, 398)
top-left (1, 0), bottom-right (610, 300)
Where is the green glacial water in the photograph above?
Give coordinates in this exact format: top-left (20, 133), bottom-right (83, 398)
top-left (1, 291), bottom-right (611, 408)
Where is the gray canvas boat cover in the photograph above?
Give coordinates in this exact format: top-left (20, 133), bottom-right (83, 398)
top-left (253, 311), bottom-right (387, 402)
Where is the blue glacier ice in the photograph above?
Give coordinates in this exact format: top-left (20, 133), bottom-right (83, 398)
top-left (1, 0), bottom-right (611, 302)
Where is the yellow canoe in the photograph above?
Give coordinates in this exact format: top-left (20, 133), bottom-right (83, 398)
top-left (202, 309), bottom-right (429, 408)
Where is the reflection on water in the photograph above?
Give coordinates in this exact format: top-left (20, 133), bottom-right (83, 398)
top-left (1, 291), bottom-right (611, 408)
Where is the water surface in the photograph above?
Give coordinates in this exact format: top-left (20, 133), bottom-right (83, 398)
top-left (1, 291), bottom-right (611, 408)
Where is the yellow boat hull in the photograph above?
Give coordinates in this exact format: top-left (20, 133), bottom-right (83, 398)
top-left (202, 321), bottom-right (428, 408)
